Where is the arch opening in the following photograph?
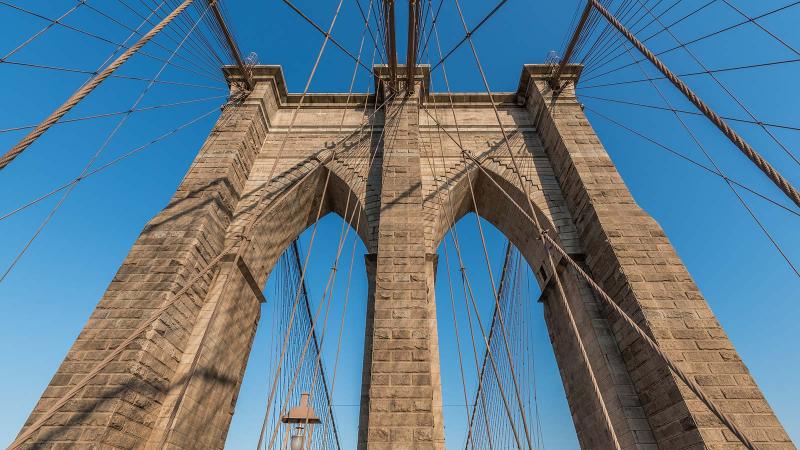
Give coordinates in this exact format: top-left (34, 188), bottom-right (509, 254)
top-left (433, 211), bottom-right (580, 449)
top-left (427, 163), bottom-right (644, 449)
top-left (226, 209), bottom-right (370, 449)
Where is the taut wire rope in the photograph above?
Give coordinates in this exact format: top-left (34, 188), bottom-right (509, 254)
top-left (580, 1), bottom-right (800, 81)
top-left (631, 0), bottom-right (800, 168)
top-left (417, 49), bottom-right (489, 447)
top-left (578, 105), bottom-right (800, 218)
top-left (81, 1), bottom-right (223, 81)
top-left (0, 1), bottom-right (225, 84)
top-left (587, 0), bottom-right (800, 212)
top-left (0, 0), bottom-right (87, 63)
top-left (0, 0), bottom-right (204, 171)
top-left (581, 0), bottom-right (716, 79)
top-left (576, 93), bottom-right (800, 132)
top-left (0, 60), bottom-right (226, 89)
top-left (0, 0), bottom-right (217, 284)
top-left (418, 87), bottom-right (620, 449)
top-left (252, 3), bottom-right (412, 446)
top-left (0, 97), bottom-right (237, 224)
top-left (426, 20), bottom-right (520, 449)
top-left (617, 39), bottom-right (799, 276)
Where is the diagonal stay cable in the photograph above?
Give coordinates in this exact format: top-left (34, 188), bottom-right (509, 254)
top-left (251, 0), bottom-right (366, 446)
top-left (579, 0), bottom-right (650, 72)
top-left (353, 0), bottom-right (389, 65)
top-left (589, 0), bottom-right (800, 207)
top-left (265, 7), bottom-right (379, 447)
top-left (579, 57), bottom-right (800, 90)
top-left (582, 105), bottom-right (800, 218)
top-left (0, 94), bottom-right (228, 134)
top-left (432, 15), bottom-right (533, 448)
top-left (646, 2), bottom-right (800, 171)
top-left (420, 94), bottom-right (623, 449)
top-left (419, 107), bottom-right (476, 450)
top-left (621, 40), bottom-right (799, 276)
top-left (321, 42), bottom-right (383, 450)
top-left (578, 93), bottom-right (800, 132)
top-left (0, 101), bottom-right (231, 223)
top-left (451, 0), bottom-right (584, 446)
top-left (631, 0), bottom-right (800, 169)
top-left (0, 0), bottom-right (203, 171)
top-left (81, 0), bottom-right (223, 80)
top-left (0, 0), bottom-right (86, 63)
top-left (428, 20), bottom-right (514, 449)
top-left (115, 0), bottom-right (224, 70)
top-left (0, 0), bottom-right (217, 284)
top-left (7, 87), bottom-right (396, 448)
top-left (0, 1), bottom-right (224, 84)
top-left (582, 0), bottom-right (690, 75)
top-left (417, 0), bottom-right (445, 63)
top-left (720, 0), bottom-right (800, 56)
top-left (0, 60), bottom-right (226, 90)
top-left (582, 0), bottom-right (717, 79)
top-left (281, 0), bottom-right (373, 75)
top-left (582, 0), bottom-right (800, 84)
top-left (582, 0), bottom-right (688, 74)
top-left (429, 0), bottom-right (508, 72)
top-left (420, 57), bottom-right (491, 450)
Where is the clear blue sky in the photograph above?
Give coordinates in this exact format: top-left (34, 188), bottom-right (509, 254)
top-left (0, 0), bottom-right (798, 448)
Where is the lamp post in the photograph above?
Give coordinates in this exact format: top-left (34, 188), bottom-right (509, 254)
top-left (281, 393), bottom-right (321, 450)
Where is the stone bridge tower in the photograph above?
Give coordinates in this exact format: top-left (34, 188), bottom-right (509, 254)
top-left (16, 64), bottom-right (792, 449)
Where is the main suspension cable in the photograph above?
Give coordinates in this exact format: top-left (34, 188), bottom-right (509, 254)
top-left (0, 0), bottom-right (202, 171)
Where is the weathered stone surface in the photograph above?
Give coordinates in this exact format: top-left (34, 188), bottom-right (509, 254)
top-left (15, 65), bottom-right (792, 450)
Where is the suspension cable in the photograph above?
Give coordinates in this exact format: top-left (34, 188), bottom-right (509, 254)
top-left (584, 1), bottom-right (800, 84)
top-left (0, 60), bottom-right (226, 90)
top-left (281, 0), bottom-right (374, 74)
top-left (0, 98), bottom-right (232, 223)
top-left (265, 8), bottom-right (380, 446)
top-left (633, 0), bottom-right (800, 168)
top-left (0, 1), bottom-right (224, 84)
top-left (0, 0), bottom-right (200, 171)
top-left (589, 0), bottom-right (800, 208)
top-left (580, 105), bottom-right (800, 218)
top-left (582, 0), bottom-right (717, 79)
top-left (0, 0), bottom-right (87, 63)
top-left (429, 0), bottom-right (509, 72)
top-left (0, 0), bottom-right (218, 284)
top-left (8, 61), bottom-right (400, 450)
top-left (451, 0), bottom-right (618, 446)
top-left (619, 41), bottom-right (799, 276)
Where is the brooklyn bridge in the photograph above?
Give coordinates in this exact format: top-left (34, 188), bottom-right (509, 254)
top-left (0, 0), bottom-right (797, 448)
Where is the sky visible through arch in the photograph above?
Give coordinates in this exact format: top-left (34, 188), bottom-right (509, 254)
top-left (0, 0), bottom-right (798, 448)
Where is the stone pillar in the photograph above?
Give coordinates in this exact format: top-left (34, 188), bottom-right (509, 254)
top-left (523, 64), bottom-right (793, 449)
top-left (358, 68), bottom-right (446, 449)
top-left (540, 262), bottom-right (657, 449)
top-left (16, 69), bottom-right (279, 448)
top-left (144, 256), bottom-right (263, 449)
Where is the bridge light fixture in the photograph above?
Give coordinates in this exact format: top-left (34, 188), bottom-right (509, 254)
top-left (281, 393), bottom-right (321, 450)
